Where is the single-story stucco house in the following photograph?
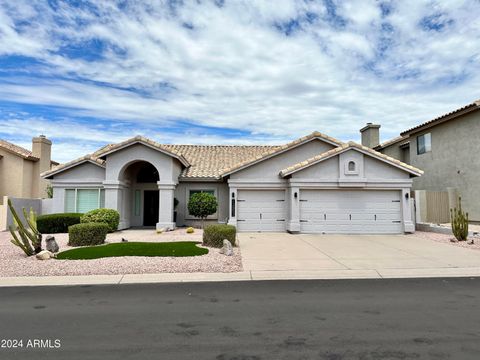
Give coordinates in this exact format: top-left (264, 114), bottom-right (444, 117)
top-left (42, 132), bottom-right (423, 234)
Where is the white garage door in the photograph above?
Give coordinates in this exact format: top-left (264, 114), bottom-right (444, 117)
top-left (237, 190), bottom-right (286, 232)
top-left (300, 190), bottom-right (403, 234)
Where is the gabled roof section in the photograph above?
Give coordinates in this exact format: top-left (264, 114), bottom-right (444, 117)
top-left (95, 136), bottom-right (190, 167)
top-left (0, 139), bottom-right (38, 161)
top-left (280, 141), bottom-right (423, 177)
top-left (220, 131), bottom-right (344, 177)
top-left (42, 155), bottom-right (106, 179)
top-left (401, 99), bottom-right (480, 136)
top-left (163, 144), bottom-right (280, 179)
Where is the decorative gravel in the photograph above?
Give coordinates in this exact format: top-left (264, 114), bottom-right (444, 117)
top-left (413, 230), bottom-right (480, 251)
top-left (0, 229), bottom-right (242, 277)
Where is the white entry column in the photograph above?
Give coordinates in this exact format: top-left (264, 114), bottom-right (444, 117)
top-left (103, 180), bottom-right (129, 230)
top-left (157, 182), bottom-right (176, 231)
top-left (287, 185), bottom-right (300, 233)
top-left (402, 188), bottom-right (415, 233)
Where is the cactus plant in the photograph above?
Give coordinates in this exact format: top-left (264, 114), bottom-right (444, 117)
top-left (7, 199), bottom-right (42, 256)
top-left (450, 197), bottom-right (469, 241)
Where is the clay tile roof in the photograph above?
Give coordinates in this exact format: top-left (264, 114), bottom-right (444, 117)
top-left (280, 141), bottom-right (423, 177)
top-left (163, 144), bottom-right (281, 179)
top-left (401, 99), bottom-right (480, 136)
top-left (219, 131), bottom-right (344, 176)
top-left (41, 132), bottom-right (345, 180)
top-left (0, 139), bottom-right (38, 160)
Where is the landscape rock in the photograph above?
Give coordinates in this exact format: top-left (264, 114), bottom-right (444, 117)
top-left (156, 228), bottom-right (165, 234)
top-left (121, 238), bottom-right (128, 242)
top-left (36, 250), bottom-right (54, 260)
top-left (45, 235), bottom-right (59, 253)
top-left (219, 239), bottom-right (233, 256)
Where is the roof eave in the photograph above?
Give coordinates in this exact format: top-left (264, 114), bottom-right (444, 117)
top-left (401, 103), bottom-right (479, 136)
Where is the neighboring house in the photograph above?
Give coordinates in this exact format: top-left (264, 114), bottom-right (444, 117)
top-left (0, 135), bottom-right (57, 202)
top-left (365, 99), bottom-right (480, 222)
top-left (42, 132), bottom-right (422, 234)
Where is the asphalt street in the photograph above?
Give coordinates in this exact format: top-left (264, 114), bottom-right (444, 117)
top-left (1, 278), bottom-right (480, 359)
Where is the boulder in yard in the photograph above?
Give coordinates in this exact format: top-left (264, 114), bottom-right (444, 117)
top-left (45, 235), bottom-right (59, 253)
top-left (36, 250), bottom-right (54, 260)
top-left (219, 239), bottom-right (233, 256)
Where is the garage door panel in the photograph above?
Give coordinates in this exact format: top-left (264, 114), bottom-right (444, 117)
top-left (237, 190), bottom-right (286, 232)
top-left (299, 190), bottom-right (403, 234)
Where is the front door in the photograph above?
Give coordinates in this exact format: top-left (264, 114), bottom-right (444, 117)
top-left (143, 190), bottom-right (159, 226)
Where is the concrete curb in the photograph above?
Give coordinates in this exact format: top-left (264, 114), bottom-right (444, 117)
top-left (2, 268), bottom-right (480, 287)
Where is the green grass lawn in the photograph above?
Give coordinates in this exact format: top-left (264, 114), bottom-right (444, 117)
top-left (56, 241), bottom-right (208, 260)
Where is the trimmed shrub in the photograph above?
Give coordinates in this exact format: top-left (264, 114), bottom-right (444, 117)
top-left (203, 224), bottom-right (236, 248)
top-left (186, 227), bottom-right (195, 234)
top-left (187, 192), bottom-right (218, 228)
top-left (37, 213), bottom-right (82, 233)
top-left (68, 222), bottom-right (109, 247)
top-left (81, 208), bottom-right (120, 232)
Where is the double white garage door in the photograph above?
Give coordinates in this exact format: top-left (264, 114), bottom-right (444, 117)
top-left (237, 189), bottom-right (403, 234)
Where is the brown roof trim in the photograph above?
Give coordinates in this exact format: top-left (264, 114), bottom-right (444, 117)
top-left (220, 131), bottom-right (344, 177)
top-left (401, 100), bottom-right (480, 136)
top-left (280, 141), bottom-right (423, 177)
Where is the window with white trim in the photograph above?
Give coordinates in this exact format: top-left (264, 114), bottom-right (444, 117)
top-left (65, 188), bottom-right (105, 213)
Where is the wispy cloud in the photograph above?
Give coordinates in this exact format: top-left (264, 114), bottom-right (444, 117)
top-left (0, 0), bottom-right (479, 162)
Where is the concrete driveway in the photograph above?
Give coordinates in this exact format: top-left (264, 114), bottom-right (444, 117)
top-left (239, 233), bottom-right (480, 278)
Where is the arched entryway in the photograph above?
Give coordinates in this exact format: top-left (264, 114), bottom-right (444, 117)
top-left (120, 161), bottom-right (161, 227)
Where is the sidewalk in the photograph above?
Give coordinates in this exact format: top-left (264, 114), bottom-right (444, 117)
top-left (2, 267), bottom-right (480, 287)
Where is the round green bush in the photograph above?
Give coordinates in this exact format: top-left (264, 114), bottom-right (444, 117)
top-left (187, 193), bottom-right (218, 224)
top-left (37, 213), bottom-right (83, 233)
top-left (68, 222), bottom-right (109, 247)
top-left (203, 224), bottom-right (236, 248)
top-left (81, 208), bottom-right (120, 232)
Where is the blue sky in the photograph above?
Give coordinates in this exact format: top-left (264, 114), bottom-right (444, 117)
top-left (0, 0), bottom-right (479, 162)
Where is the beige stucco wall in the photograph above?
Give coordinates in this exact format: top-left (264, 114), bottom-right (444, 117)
top-left (380, 110), bottom-right (480, 221)
top-left (0, 149), bottom-right (36, 203)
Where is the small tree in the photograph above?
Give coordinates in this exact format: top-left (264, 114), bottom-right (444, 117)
top-left (187, 192), bottom-right (218, 228)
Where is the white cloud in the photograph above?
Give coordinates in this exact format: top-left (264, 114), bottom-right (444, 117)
top-left (0, 0), bottom-right (479, 161)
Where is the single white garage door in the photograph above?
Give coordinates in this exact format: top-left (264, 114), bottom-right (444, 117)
top-left (300, 190), bottom-right (403, 234)
top-left (237, 190), bottom-right (286, 232)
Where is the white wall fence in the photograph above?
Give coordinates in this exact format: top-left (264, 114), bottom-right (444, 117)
top-left (0, 196), bottom-right (53, 232)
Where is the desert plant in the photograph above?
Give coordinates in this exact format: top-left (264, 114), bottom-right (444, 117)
top-left (37, 213), bottom-right (82, 233)
top-left (8, 199), bottom-right (42, 256)
top-left (46, 184), bottom-right (53, 199)
top-left (187, 192), bottom-right (218, 228)
top-left (186, 227), bottom-right (195, 234)
top-left (81, 208), bottom-right (120, 232)
top-left (450, 197), bottom-right (469, 241)
top-left (203, 224), bottom-right (236, 248)
top-left (68, 222), bottom-right (109, 246)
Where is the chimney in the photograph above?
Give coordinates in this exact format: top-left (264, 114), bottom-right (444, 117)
top-left (360, 123), bottom-right (381, 148)
top-left (32, 135), bottom-right (52, 198)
